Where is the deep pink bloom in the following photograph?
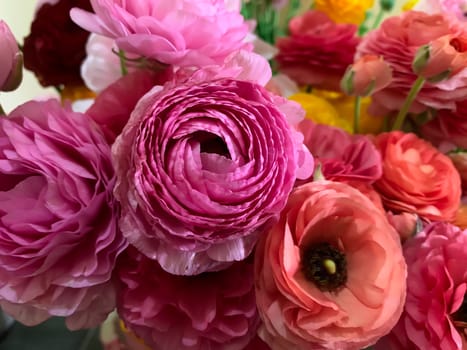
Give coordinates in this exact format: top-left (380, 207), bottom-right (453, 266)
top-left (71, 0), bottom-right (251, 68)
top-left (298, 119), bottom-right (382, 183)
top-left (376, 222), bottom-right (467, 349)
top-left (0, 21), bottom-right (22, 92)
top-left (116, 247), bottom-right (259, 350)
top-left (112, 78), bottom-right (313, 276)
top-left (0, 99), bottom-right (127, 329)
top-left (87, 68), bottom-right (174, 143)
top-left (358, 11), bottom-right (467, 115)
top-left (276, 10), bottom-right (360, 91)
top-left (421, 100), bottom-right (467, 150)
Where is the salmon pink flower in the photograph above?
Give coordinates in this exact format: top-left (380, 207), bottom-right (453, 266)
top-left (255, 181), bottom-right (407, 350)
top-left (357, 10), bottom-right (467, 115)
top-left (374, 131), bottom-right (461, 221)
top-left (376, 222), bottom-right (467, 350)
top-left (71, 0), bottom-right (251, 68)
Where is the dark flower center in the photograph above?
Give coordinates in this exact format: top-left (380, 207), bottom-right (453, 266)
top-left (301, 242), bottom-right (347, 292)
top-left (198, 132), bottom-right (231, 159)
top-left (452, 294), bottom-right (467, 330)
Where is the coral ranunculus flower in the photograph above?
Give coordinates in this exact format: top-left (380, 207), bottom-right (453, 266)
top-left (112, 78), bottom-right (313, 276)
top-left (276, 10), bottom-right (360, 91)
top-left (376, 222), bottom-right (467, 350)
top-left (357, 10), bottom-right (467, 115)
top-left (71, 0), bottom-right (251, 68)
top-left (116, 248), bottom-right (259, 350)
top-left (374, 131), bottom-right (461, 221)
top-left (0, 100), bottom-right (127, 329)
top-left (255, 181), bottom-right (407, 350)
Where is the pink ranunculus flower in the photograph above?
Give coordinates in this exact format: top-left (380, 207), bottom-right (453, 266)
top-left (112, 78), bottom-right (313, 276)
top-left (414, 0), bottom-right (467, 20)
top-left (276, 10), bottom-right (360, 91)
top-left (0, 99), bottom-right (127, 329)
top-left (357, 10), bottom-right (467, 115)
top-left (0, 20), bottom-right (22, 92)
top-left (71, 0), bottom-right (251, 68)
top-left (116, 247), bottom-right (259, 350)
top-left (421, 100), bottom-right (467, 150)
top-left (255, 181), bottom-right (407, 350)
top-left (341, 54), bottom-right (393, 96)
top-left (376, 222), bottom-right (467, 350)
top-left (298, 119), bottom-right (382, 183)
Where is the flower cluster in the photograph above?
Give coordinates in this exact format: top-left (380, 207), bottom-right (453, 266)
top-left (0, 0), bottom-right (467, 349)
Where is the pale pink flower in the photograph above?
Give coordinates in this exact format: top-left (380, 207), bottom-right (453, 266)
top-left (376, 222), bottom-right (467, 350)
top-left (0, 21), bottom-right (22, 92)
top-left (71, 0), bottom-right (251, 68)
top-left (0, 99), bottom-right (127, 329)
top-left (358, 11), bottom-right (467, 115)
top-left (81, 34), bottom-right (123, 92)
top-left (414, 0), bottom-right (467, 20)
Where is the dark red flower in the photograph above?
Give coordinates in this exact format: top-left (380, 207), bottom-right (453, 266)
top-left (23, 0), bottom-right (92, 87)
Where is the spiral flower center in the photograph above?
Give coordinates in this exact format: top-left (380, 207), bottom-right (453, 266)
top-left (452, 294), bottom-right (467, 331)
top-left (198, 132), bottom-right (230, 159)
top-left (301, 242), bottom-right (347, 292)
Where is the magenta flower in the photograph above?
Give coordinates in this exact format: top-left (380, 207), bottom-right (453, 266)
top-left (0, 99), bottom-right (127, 329)
top-left (376, 222), bottom-right (467, 349)
top-left (112, 78), bottom-right (313, 276)
top-left (116, 247), bottom-right (259, 350)
top-left (71, 0), bottom-right (251, 68)
top-left (0, 20), bottom-right (22, 92)
top-left (298, 119), bottom-right (382, 183)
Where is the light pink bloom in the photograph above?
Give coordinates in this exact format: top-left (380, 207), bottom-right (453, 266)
top-left (71, 0), bottom-right (251, 68)
top-left (0, 99), bottom-right (127, 329)
top-left (376, 222), bottom-right (467, 350)
top-left (449, 151), bottom-right (467, 195)
top-left (255, 181), bottom-right (407, 350)
top-left (358, 11), bottom-right (467, 115)
top-left (0, 21), bottom-right (22, 92)
top-left (298, 119), bottom-right (382, 183)
top-left (117, 247), bottom-right (259, 350)
top-left (414, 0), bottom-right (467, 20)
top-left (112, 78), bottom-right (313, 276)
top-left (81, 34), bottom-right (123, 93)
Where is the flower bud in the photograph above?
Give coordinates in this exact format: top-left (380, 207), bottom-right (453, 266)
top-left (380, 0), bottom-right (396, 11)
top-left (0, 21), bottom-right (23, 92)
top-left (340, 55), bottom-right (392, 96)
top-left (412, 35), bottom-right (467, 82)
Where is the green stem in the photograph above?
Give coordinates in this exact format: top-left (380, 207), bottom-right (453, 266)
top-left (354, 96), bottom-right (361, 134)
top-left (370, 8), bottom-right (385, 30)
top-left (391, 76), bottom-right (426, 131)
top-left (119, 50), bottom-right (128, 76)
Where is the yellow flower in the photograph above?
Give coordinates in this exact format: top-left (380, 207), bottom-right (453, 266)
top-left (313, 89), bottom-right (385, 134)
top-left (60, 84), bottom-right (96, 103)
top-left (289, 92), bottom-right (353, 132)
top-left (314, 0), bottom-right (374, 25)
top-left (402, 0), bottom-right (419, 11)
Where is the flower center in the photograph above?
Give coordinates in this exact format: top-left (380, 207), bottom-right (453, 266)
top-left (301, 242), bottom-right (347, 292)
top-left (452, 294), bottom-right (467, 331)
top-left (197, 132), bottom-right (231, 159)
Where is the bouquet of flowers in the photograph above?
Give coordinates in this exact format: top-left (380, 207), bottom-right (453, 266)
top-left (0, 0), bottom-right (466, 349)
